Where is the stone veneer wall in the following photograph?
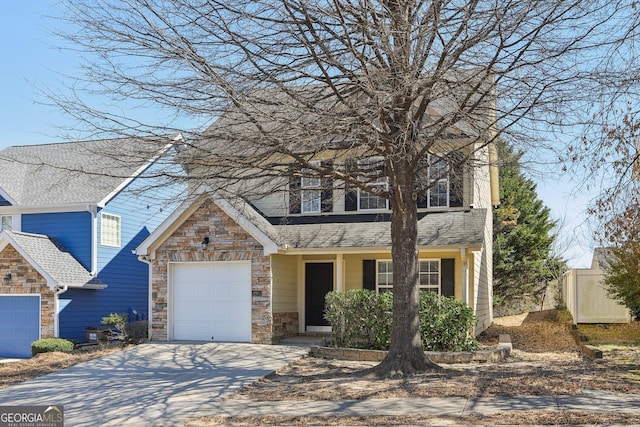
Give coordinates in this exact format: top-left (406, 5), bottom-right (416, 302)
top-left (272, 312), bottom-right (299, 342)
top-left (0, 245), bottom-right (55, 339)
top-left (150, 197), bottom-right (274, 343)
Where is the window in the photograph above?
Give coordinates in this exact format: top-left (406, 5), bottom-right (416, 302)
top-left (101, 213), bottom-right (121, 247)
top-left (301, 163), bottom-right (322, 213)
top-left (376, 259), bottom-right (441, 293)
top-left (377, 261), bottom-right (393, 292)
top-left (419, 260), bottom-right (440, 293)
top-left (1, 216), bottom-right (12, 231)
top-left (428, 156), bottom-right (449, 208)
top-left (358, 157), bottom-right (388, 210)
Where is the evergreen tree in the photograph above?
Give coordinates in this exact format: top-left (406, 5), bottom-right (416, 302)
top-left (493, 141), bottom-right (564, 314)
top-left (602, 241), bottom-right (640, 320)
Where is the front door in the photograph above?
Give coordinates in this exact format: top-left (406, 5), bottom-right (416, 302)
top-left (305, 262), bottom-right (333, 328)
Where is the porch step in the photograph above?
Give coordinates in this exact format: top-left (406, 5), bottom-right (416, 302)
top-left (278, 334), bottom-right (330, 347)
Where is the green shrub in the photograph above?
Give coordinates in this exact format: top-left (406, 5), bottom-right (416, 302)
top-left (419, 291), bottom-right (478, 352)
top-left (31, 338), bottom-right (74, 356)
top-left (324, 289), bottom-right (478, 352)
top-left (324, 289), bottom-right (392, 350)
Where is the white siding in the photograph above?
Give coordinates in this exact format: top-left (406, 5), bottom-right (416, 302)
top-left (470, 143), bottom-right (494, 333)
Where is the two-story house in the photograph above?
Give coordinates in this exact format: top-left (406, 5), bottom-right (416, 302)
top-left (0, 136), bottom-right (184, 357)
top-left (135, 128), bottom-right (499, 344)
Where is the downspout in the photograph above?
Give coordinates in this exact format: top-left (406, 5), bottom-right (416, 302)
top-left (88, 205), bottom-right (98, 275)
top-left (54, 285), bottom-right (69, 338)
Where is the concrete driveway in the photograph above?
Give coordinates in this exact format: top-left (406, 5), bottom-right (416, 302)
top-left (0, 342), bottom-right (308, 426)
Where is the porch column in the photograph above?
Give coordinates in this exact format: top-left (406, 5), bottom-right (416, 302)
top-left (336, 253), bottom-right (344, 292)
top-left (461, 248), bottom-right (469, 306)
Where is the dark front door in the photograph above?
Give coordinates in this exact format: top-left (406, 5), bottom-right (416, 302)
top-left (305, 262), bottom-right (334, 327)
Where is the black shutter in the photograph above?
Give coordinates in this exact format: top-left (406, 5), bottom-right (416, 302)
top-left (289, 176), bottom-right (301, 214)
top-left (449, 151), bottom-right (464, 208)
top-left (344, 159), bottom-right (358, 211)
top-left (321, 160), bottom-right (334, 213)
top-left (441, 258), bottom-right (455, 298)
top-left (363, 260), bottom-right (376, 290)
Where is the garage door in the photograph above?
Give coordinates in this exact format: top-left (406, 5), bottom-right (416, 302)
top-left (172, 262), bottom-right (251, 342)
top-left (0, 295), bottom-right (40, 358)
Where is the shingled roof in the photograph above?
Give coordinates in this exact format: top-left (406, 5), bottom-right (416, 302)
top-left (0, 136), bottom-right (177, 207)
top-left (270, 209), bottom-right (486, 250)
top-left (0, 231), bottom-right (105, 289)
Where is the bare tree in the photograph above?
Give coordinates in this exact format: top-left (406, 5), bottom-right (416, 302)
top-left (49, 0), bottom-right (636, 376)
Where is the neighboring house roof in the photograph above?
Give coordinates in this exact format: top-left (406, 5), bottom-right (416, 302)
top-left (0, 135), bottom-right (180, 208)
top-left (135, 187), bottom-right (485, 257)
top-left (592, 247), bottom-right (613, 270)
top-left (0, 230), bottom-right (106, 289)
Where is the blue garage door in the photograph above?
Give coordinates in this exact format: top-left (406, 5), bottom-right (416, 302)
top-left (0, 295), bottom-right (40, 358)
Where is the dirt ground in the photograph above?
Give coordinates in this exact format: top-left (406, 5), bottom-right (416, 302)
top-left (190, 310), bottom-right (640, 426)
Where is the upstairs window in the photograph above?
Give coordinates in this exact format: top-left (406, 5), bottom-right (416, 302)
top-left (301, 162), bottom-right (322, 213)
top-left (428, 157), bottom-right (449, 208)
top-left (100, 212), bottom-right (121, 247)
top-left (358, 157), bottom-right (388, 211)
top-left (416, 152), bottom-right (464, 209)
top-left (1, 215), bottom-right (12, 231)
top-left (289, 161), bottom-right (334, 214)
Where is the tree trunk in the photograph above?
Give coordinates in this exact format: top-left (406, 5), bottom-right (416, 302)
top-left (374, 158), bottom-right (441, 377)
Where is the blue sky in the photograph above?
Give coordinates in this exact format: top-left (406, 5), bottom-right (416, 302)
top-left (0, 2), bottom-right (596, 268)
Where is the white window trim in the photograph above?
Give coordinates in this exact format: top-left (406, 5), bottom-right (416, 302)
top-left (376, 259), bottom-right (441, 294)
top-left (427, 155), bottom-right (450, 208)
top-left (357, 157), bottom-right (389, 211)
top-left (1, 215), bottom-right (13, 231)
top-left (100, 212), bottom-right (121, 247)
top-left (301, 161), bottom-right (322, 214)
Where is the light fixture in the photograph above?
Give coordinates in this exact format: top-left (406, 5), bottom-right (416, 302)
top-left (200, 236), bottom-right (210, 250)
top-left (2, 273), bottom-right (11, 286)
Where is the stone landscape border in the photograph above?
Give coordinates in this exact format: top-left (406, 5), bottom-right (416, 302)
top-left (310, 334), bottom-right (512, 364)
top-left (570, 326), bottom-right (604, 361)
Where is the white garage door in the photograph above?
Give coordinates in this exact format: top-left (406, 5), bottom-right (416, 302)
top-left (172, 262), bottom-right (251, 342)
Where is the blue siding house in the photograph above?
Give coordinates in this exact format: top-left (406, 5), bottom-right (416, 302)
top-left (0, 136), bottom-right (185, 355)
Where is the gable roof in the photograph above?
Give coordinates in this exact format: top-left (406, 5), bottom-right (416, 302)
top-left (0, 231), bottom-right (106, 289)
top-left (0, 135), bottom-right (180, 208)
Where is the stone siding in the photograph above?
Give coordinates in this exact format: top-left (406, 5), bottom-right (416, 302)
top-left (0, 245), bottom-right (55, 339)
top-left (150, 197), bottom-right (273, 343)
top-left (272, 312), bottom-right (299, 342)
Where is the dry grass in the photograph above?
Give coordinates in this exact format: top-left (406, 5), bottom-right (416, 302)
top-left (578, 321), bottom-right (640, 346)
top-left (189, 309), bottom-right (640, 426)
top-left (188, 412), bottom-right (640, 426)
top-left (0, 346), bottom-right (121, 389)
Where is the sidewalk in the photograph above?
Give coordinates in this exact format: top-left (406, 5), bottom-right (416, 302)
top-left (205, 394), bottom-right (640, 417)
